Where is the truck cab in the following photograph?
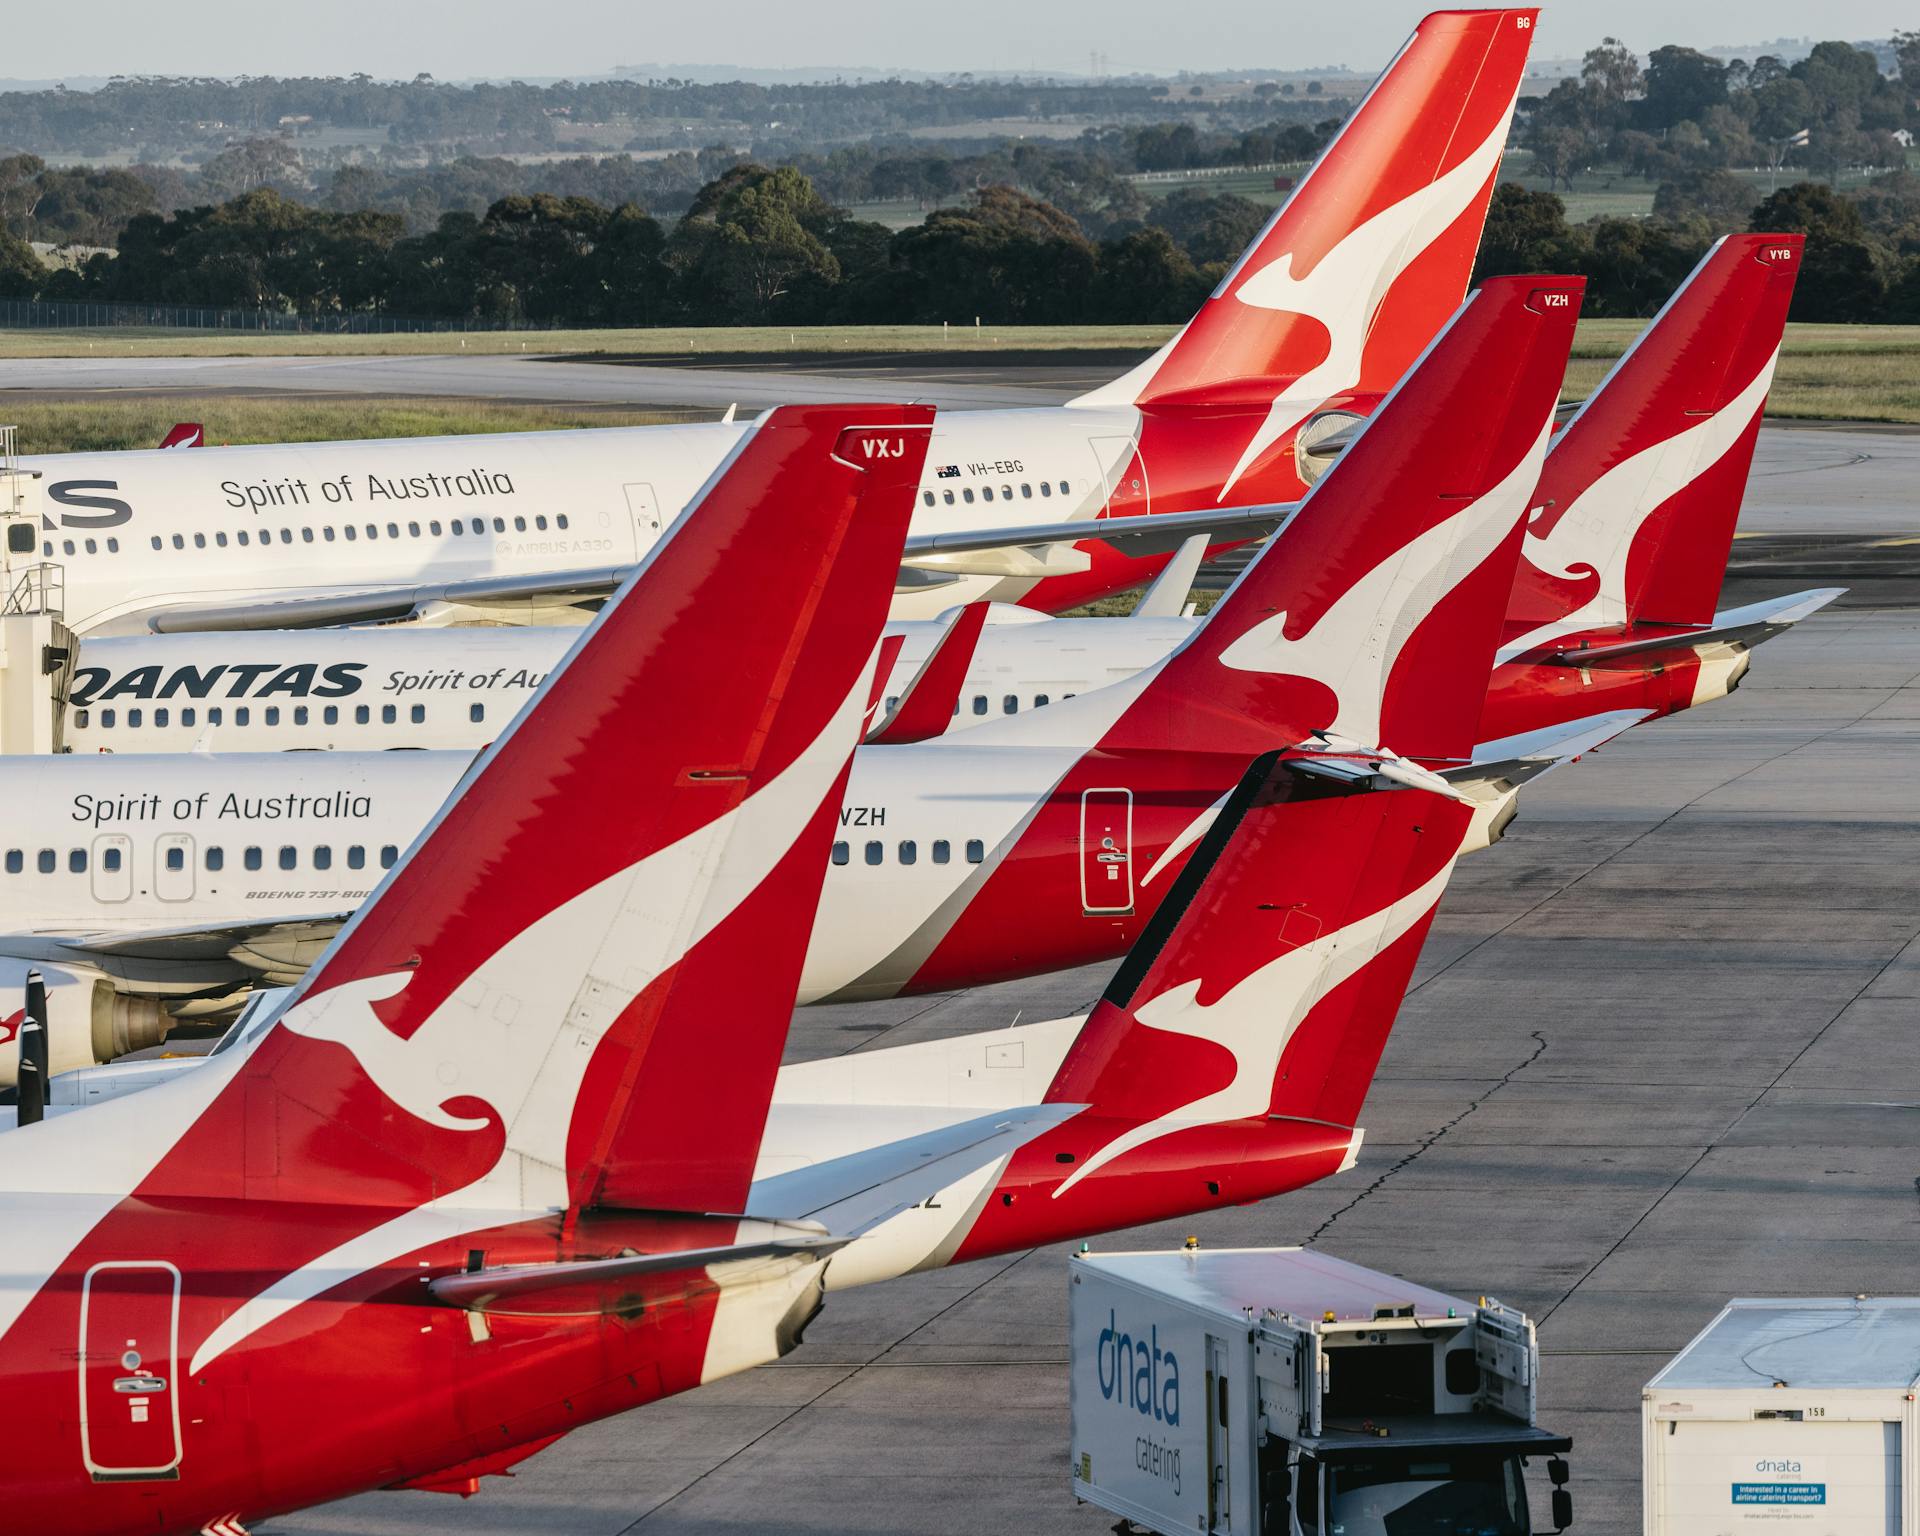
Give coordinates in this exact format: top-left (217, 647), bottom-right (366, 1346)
top-left (1069, 1247), bottom-right (1572, 1536)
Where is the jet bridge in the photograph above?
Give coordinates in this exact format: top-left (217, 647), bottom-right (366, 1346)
top-left (0, 426), bottom-right (74, 754)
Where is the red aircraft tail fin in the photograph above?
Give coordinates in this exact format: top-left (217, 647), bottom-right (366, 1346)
top-left (157, 422), bottom-right (203, 449)
top-left (1504, 234), bottom-right (1804, 655)
top-left (1080, 10), bottom-right (1536, 497)
top-left (1043, 753), bottom-right (1473, 1180)
top-left (1106, 275), bottom-right (1580, 765)
top-left (243, 404), bottom-right (931, 1215)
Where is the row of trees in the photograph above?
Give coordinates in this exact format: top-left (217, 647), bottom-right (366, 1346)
top-left (3, 156), bottom-right (1916, 328)
top-left (1528, 35), bottom-right (1920, 189)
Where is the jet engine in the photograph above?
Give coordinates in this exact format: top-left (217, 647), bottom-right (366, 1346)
top-left (0, 957), bottom-right (169, 1087)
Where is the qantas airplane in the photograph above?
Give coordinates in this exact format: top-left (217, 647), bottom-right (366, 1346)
top-left (0, 270), bottom-right (1586, 1084)
top-left (0, 383), bottom-right (1522, 1532)
top-left (0, 10), bottom-right (1536, 637)
top-left (51, 234), bottom-right (1832, 770)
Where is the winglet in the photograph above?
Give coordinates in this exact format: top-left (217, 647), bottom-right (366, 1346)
top-left (1132, 533), bottom-right (1209, 619)
top-left (865, 601), bottom-right (990, 745)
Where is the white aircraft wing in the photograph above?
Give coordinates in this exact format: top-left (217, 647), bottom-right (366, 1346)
top-left (142, 504), bottom-right (1297, 633)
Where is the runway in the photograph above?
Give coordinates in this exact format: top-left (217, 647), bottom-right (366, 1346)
top-left (260, 603), bottom-right (1920, 1536)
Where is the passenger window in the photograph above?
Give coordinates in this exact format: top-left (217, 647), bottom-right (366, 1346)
top-left (831, 841), bottom-right (849, 866)
top-left (103, 846), bottom-right (122, 872)
top-left (386, 523), bottom-right (399, 539)
top-left (493, 517), bottom-right (505, 533)
top-left (150, 536), bottom-right (162, 550)
top-left (535, 515), bottom-right (547, 530)
top-left (40, 543), bottom-right (49, 557)
top-left (323, 705), bottom-right (338, 725)
top-left (379, 845), bottom-right (399, 869)
top-left (323, 527), bottom-right (335, 541)
top-left (36, 849), bottom-right (54, 874)
top-left (557, 514), bottom-right (569, 529)
top-left (279, 846), bottom-right (297, 871)
top-left (962, 488), bottom-right (974, 504)
top-left (106, 537), bottom-right (119, 553)
top-left (281, 528), bottom-right (294, 543)
top-left (922, 491), bottom-right (935, 507)
top-left (943, 489), bottom-right (954, 505)
top-left (932, 840), bottom-right (950, 864)
top-left (313, 846), bottom-right (332, 870)
top-left (302, 527), bottom-right (315, 543)
top-left (236, 529), bottom-right (249, 546)
top-left (355, 705), bottom-right (370, 724)
top-left (469, 703), bottom-right (485, 723)
top-left (898, 840), bottom-right (917, 866)
top-left (75, 710), bottom-right (88, 729)
top-left (264, 706), bottom-right (280, 726)
top-left (205, 847), bottom-right (223, 871)
top-left (126, 708), bottom-right (142, 728)
top-left (1034, 694), bottom-right (1049, 707)
top-left (430, 520), bottom-right (442, 535)
top-left (154, 707), bottom-right (169, 727)
top-left (293, 705), bottom-right (309, 725)
top-left (966, 839), bottom-right (985, 864)
top-left (172, 533), bottom-right (185, 549)
top-left (62, 539), bottom-right (75, 555)
top-left (347, 845), bottom-right (366, 870)
top-left (1001, 484), bottom-right (1012, 499)
top-left (1058, 480), bottom-right (1070, 494)
top-left (1040, 481), bottom-right (1052, 498)
top-left (1021, 483), bottom-right (1032, 498)
top-left (410, 704), bottom-right (425, 724)
top-left (213, 532), bottom-right (226, 548)
top-left (344, 526), bottom-right (357, 541)
top-left (1003, 695), bottom-right (1018, 714)
top-left (181, 707), bottom-right (196, 727)
top-left (163, 847), bottom-right (183, 872)
top-left (452, 519), bottom-right (464, 535)
top-left (513, 516), bottom-right (526, 532)
top-left (101, 709), bottom-right (115, 728)
top-left (3, 850), bottom-right (17, 874)
top-left (69, 848), bottom-right (86, 873)
top-left (972, 695), bottom-right (987, 716)
top-left (981, 486), bottom-right (993, 502)
top-left (234, 707), bottom-right (250, 726)
top-left (207, 707), bottom-right (222, 725)
top-left (864, 840), bottom-right (883, 866)
top-left (244, 847), bottom-right (262, 871)
top-left (381, 704), bottom-right (397, 724)
top-left (407, 522), bottom-right (420, 537)
top-left (84, 538), bottom-right (97, 554)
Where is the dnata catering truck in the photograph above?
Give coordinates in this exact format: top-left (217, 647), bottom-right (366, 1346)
top-left (1068, 1246), bottom-right (1572, 1536)
top-left (1645, 1296), bottom-right (1920, 1534)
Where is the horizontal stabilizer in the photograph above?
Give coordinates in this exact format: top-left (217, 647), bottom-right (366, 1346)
top-left (1451, 709), bottom-right (1651, 795)
top-left (747, 1102), bottom-right (1083, 1235)
top-left (426, 1225), bottom-right (848, 1317)
top-left (865, 602), bottom-right (989, 745)
top-left (1541, 588), bottom-right (1843, 667)
top-left (1132, 533), bottom-right (1209, 618)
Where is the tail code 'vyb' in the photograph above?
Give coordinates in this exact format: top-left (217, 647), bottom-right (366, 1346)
top-left (1505, 233), bottom-right (1803, 651)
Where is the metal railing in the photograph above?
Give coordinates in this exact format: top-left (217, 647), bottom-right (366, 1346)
top-left (3, 563), bottom-right (64, 620)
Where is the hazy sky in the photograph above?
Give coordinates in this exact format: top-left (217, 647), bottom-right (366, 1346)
top-left (5, 1), bottom-right (1912, 81)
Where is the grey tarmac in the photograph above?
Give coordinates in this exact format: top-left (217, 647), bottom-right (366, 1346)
top-left (256, 603), bottom-right (1920, 1535)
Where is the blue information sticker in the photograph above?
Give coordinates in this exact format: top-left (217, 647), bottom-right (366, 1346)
top-left (1733, 1483), bottom-right (1826, 1506)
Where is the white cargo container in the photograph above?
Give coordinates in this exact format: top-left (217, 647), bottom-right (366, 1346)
top-left (1068, 1246), bottom-right (1571, 1536)
top-left (1644, 1296), bottom-right (1920, 1535)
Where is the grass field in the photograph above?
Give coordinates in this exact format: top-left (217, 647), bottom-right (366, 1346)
top-left (1, 320), bottom-right (1915, 433)
top-left (1, 398), bottom-right (690, 455)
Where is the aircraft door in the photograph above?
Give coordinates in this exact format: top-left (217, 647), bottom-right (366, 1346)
top-left (623, 482), bottom-right (662, 550)
top-left (1088, 435), bottom-right (1147, 516)
top-left (154, 834), bottom-right (194, 902)
top-left (1079, 787), bottom-right (1134, 915)
top-left (79, 1261), bottom-right (182, 1481)
top-left (90, 834), bottom-right (132, 903)
top-left (1207, 1333), bottom-right (1233, 1533)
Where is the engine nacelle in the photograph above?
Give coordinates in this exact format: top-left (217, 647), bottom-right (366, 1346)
top-left (0, 958), bottom-right (169, 1087)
